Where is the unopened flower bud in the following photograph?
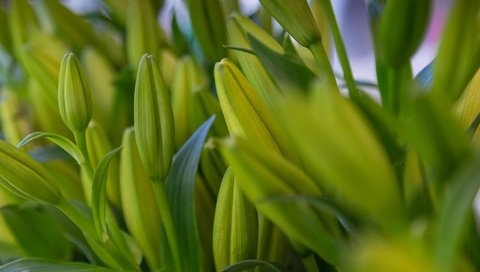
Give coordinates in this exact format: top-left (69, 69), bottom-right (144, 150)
top-left (134, 54), bottom-right (174, 181)
top-left (58, 53), bottom-right (93, 133)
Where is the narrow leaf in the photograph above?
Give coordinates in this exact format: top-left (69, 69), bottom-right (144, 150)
top-left (92, 146), bottom-right (123, 240)
top-left (222, 259), bottom-right (287, 272)
top-left (433, 153), bottom-right (480, 270)
top-left (0, 258), bottom-right (116, 272)
top-left (165, 116), bottom-right (215, 272)
top-left (248, 34), bottom-right (317, 93)
top-left (17, 132), bottom-right (85, 164)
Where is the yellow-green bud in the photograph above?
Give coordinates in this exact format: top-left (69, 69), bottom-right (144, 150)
top-left (134, 54), bottom-right (174, 181)
top-left (379, 0), bottom-right (431, 67)
top-left (185, 0), bottom-right (227, 64)
top-left (171, 56), bottom-right (207, 148)
top-left (214, 59), bottom-right (296, 160)
top-left (126, 0), bottom-right (160, 68)
top-left (227, 13), bottom-right (283, 103)
top-left (119, 128), bottom-right (162, 270)
top-left (213, 168), bottom-right (257, 271)
top-left (58, 53), bottom-right (93, 133)
top-left (0, 140), bottom-right (62, 204)
top-left (259, 0), bottom-right (321, 47)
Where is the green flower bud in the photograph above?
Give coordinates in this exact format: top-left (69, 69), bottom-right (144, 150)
top-left (82, 49), bottom-right (116, 130)
top-left (0, 140), bottom-right (62, 204)
top-left (185, 0), bottom-right (227, 64)
top-left (259, 0), bottom-right (321, 47)
top-left (119, 128), bottom-right (162, 270)
top-left (213, 168), bottom-right (257, 271)
top-left (221, 137), bottom-right (339, 264)
top-left (58, 53), bottom-right (93, 134)
top-left (214, 59), bottom-right (296, 160)
top-left (379, 0), bottom-right (431, 67)
top-left (227, 13), bottom-right (283, 103)
top-left (126, 0), bottom-right (160, 68)
top-left (171, 56), bottom-right (207, 148)
top-left (0, 89), bottom-right (32, 146)
top-left (134, 54), bottom-right (174, 181)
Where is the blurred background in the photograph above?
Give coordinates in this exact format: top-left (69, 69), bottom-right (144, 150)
top-left (64, 0), bottom-right (452, 83)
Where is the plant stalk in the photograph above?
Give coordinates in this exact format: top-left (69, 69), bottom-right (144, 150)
top-left (318, 0), bottom-right (358, 98)
top-left (152, 180), bottom-right (183, 272)
top-left (309, 41), bottom-right (338, 92)
top-left (302, 254), bottom-right (321, 272)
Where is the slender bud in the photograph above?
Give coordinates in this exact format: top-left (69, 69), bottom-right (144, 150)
top-left (379, 0), bottom-right (431, 67)
top-left (259, 0), bottom-right (321, 47)
top-left (126, 0), bottom-right (160, 68)
top-left (134, 54), bottom-right (174, 181)
top-left (58, 53), bottom-right (93, 133)
top-left (279, 88), bottom-right (401, 219)
top-left (214, 59), bottom-right (296, 160)
top-left (454, 70), bottom-right (480, 143)
top-left (213, 168), bottom-right (257, 271)
top-left (221, 137), bottom-right (339, 264)
top-left (0, 140), bottom-right (62, 204)
top-left (82, 49), bottom-right (116, 130)
top-left (185, 0), bottom-right (227, 64)
top-left (171, 56), bottom-right (207, 148)
top-left (120, 128), bottom-right (162, 270)
top-left (0, 89), bottom-right (32, 145)
top-left (227, 13), bottom-right (282, 103)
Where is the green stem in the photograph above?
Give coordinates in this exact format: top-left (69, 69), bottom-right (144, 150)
top-left (302, 254), bottom-right (320, 272)
top-left (73, 130), bottom-right (94, 179)
top-left (73, 129), bottom-right (138, 269)
top-left (152, 180), bottom-right (183, 272)
top-left (56, 198), bottom-right (140, 271)
top-left (318, 0), bottom-right (358, 98)
top-left (309, 41), bottom-right (338, 92)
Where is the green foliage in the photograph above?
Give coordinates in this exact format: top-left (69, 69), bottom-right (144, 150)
top-left (0, 0), bottom-right (479, 271)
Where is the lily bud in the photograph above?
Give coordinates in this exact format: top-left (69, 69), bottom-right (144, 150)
top-left (58, 53), bottom-right (93, 134)
top-left (213, 168), bottom-right (257, 271)
top-left (0, 89), bottom-right (32, 146)
top-left (120, 128), bottom-right (162, 270)
top-left (454, 70), bottom-right (480, 143)
top-left (0, 140), bottom-right (62, 204)
top-left (171, 56), bottom-right (207, 148)
top-left (126, 0), bottom-right (160, 68)
top-left (258, 0), bottom-right (321, 47)
top-left (134, 54), bottom-right (174, 181)
top-left (221, 137), bottom-right (339, 264)
top-left (379, 0), bottom-right (431, 67)
top-left (227, 13), bottom-right (283, 103)
top-left (214, 59), bottom-right (296, 160)
top-left (185, 0), bottom-right (227, 64)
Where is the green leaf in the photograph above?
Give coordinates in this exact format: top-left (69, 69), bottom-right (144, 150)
top-left (405, 94), bottom-right (472, 187)
top-left (433, 153), bottom-right (480, 270)
top-left (17, 132), bottom-right (85, 164)
top-left (248, 34), bottom-right (317, 93)
top-left (91, 146), bottom-right (123, 240)
top-left (222, 259), bottom-right (287, 272)
top-left (165, 116), bottom-right (215, 272)
top-left (0, 258), bottom-right (117, 272)
top-left (0, 206), bottom-right (72, 260)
